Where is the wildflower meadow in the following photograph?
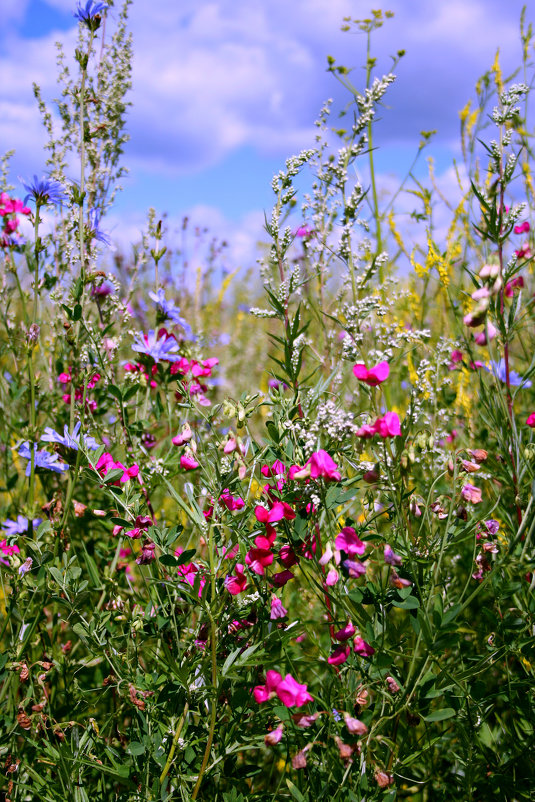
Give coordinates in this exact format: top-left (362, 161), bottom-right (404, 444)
top-left (1, 2), bottom-right (535, 800)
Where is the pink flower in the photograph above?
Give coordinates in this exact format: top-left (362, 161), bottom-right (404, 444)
top-left (219, 489), bottom-right (245, 512)
top-left (125, 515), bottom-right (153, 539)
top-left (255, 501), bottom-right (295, 524)
top-left (505, 276), bottom-right (525, 297)
top-left (225, 563), bottom-right (247, 595)
top-left (355, 411), bottom-right (401, 439)
top-left (474, 322), bottom-right (497, 345)
top-left (180, 453), bottom-right (199, 470)
top-left (335, 527), bottom-right (366, 557)
top-left (253, 669), bottom-right (283, 704)
top-left (461, 484), bottom-right (482, 504)
top-left (386, 676), bottom-right (401, 693)
top-left (325, 568), bottom-right (339, 585)
top-left (353, 360), bottom-right (390, 386)
top-left (265, 725), bottom-right (284, 745)
top-left (383, 544), bottom-right (402, 566)
top-left (276, 674), bottom-right (313, 708)
top-left (515, 243), bottom-right (533, 260)
top-left (245, 547), bottom-right (273, 575)
top-left (343, 559), bottom-right (367, 578)
top-left (334, 621), bottom-right (356, 641)
top-left (261, 460), bottom-right (286, 478)
top-left (526, 413), bottom-right (535, 427)
top-left (306, 450), bottom-right (341, 481)
top-left (270, 597), bottom-right (288, 619)
top-left (96, 452), bottom-right (139, 484)
top-left (514, 221), bottom-right (530, 234)
top-left (354, 636), bottom-right (375, 657)
top-left (328, 645), bottom-right (350, 665)
top-left (344, 715), bottom-right (368, 735)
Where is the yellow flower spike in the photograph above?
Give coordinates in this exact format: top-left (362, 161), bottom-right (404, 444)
top-left (491, 49), bottom-right (503, 95)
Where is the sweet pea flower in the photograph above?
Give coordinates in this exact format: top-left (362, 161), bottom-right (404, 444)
top-left (384, 544), bottom-right (402, 566)
top-left (505, 276), bottom-right (525, 297)
top-left (265, 725), bottom-right (284, 745)
top-left (334, 621), bottom-right (356, 641)
top-left (271, 569), bottom-right (295, 587)
top-left (253, 669), bottom-right (283, 704)
top-left (245, 547), bottom-right (273, 576)
top-left (474, 322), bottom-right (497, 345)
top-left (461, 484), bottom-right (483, 504)
top-left (526, 413), bottom-right (535, 427)
top-left (225, 564), bottom-right (247, 595)
top-left (344, 715), bottom-right (368, 735)
top-left (136, 541), bottom-right (156, 565)
top-left (325, 568), bottom-right (339, 586)
top-left (353, 360), bottom-right (390, 386)
top-left (355, 411), bottom-right (401, 439)
top-left (335, 527), bottom-right (366, 557)
top-left (270, 597), bottom-right (288, 619)
top-left (386, 676), bottom-right (401, 693)
top-left (354, 636), bottom-right (375, 657)
top-left (279, 544), bottom-right (299, 568)
top-left (307, 450), bottom-right (341, 481)
top-left (276, 674), bottom-right (313, 708)
top-left (328, 645), bottom-right (350, 665)
top-left (180, 453), bottom-right (199, 470)
top-left (342, 559), bottom-right (367, 578)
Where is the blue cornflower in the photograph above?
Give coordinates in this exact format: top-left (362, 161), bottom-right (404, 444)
top-left (332, 709), bottom-right (342, 722)
top-left (485, 359), bottom-right (532, 388)
top-left (41, 422), bottom-right (99, 451)
top-left (2, 515), bottom-right (42, 537)
top-left (131, 330), bottom-right (181, 362)
top-left (19, 175), bottom-right (68, 208)
top-left (17, 442), bottom-right (69, 476)
top-left (88, 208), bottom-right (113, 248)
top-left (74, 1), bottom-right (108, 23)
top-left (148, 290), bottom-right (193, 338)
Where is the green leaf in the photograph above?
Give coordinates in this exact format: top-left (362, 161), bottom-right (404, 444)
top-left (108, 385), bottom-right (123, 403)
top-left (127, 742), bottom-right (145, 756)
top-left (286, 779), bottom-right (306, 802)
top-left (423, 708), bottom-right (456, 722)
top-left (392, 596), bottom-right (420, 610)
top-left (49, 567), bottom-right (65, 586)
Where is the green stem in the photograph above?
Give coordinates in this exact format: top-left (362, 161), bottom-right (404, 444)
top-left (159, 702), bottom-right (190, 785)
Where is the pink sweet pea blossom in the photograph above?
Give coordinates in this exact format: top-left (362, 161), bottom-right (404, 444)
top-left (270, 597), bottom-right (288, 619)
top-left (276, 674), bottom-right (313, 708)
top-left (526, 413), bottom-right (535, 427)
top-left (355, 411), bottom-right (401, 439)
top-left (514, 221), bottom-right (530, 234)
top-left (505, 276), bottom-right (525, 297)
top-left (353, 361), bottom-right (390, 386)
top-left (279, 544), bottom-right (299, 568)
top-left (344, 715), bottom-right (368, 735)
top-left (96, 452), bottom-right (139, 484)
top-left (180, 452), bottom-right (199, 470)
top-left (335, 527), bottom-right (366, 557)
top-left (253, 669), bottom-right (283, 704)
top-left (328, 645), bottom-right (350, 665)
top-left (225, 564), bottom-right (247, 595)
top-left (307, 450), bottom-right (341, 481)
top-left (461, 484), bottom-right (482, 504)
top-left (334, 621), bottom-right (356, 641)
top-left (354, 636), bottom-right (375, 657)
top-left (245, 547), bottom-right (273, 575)
top-left (474, 322), bottom-right (497, 345)
top-left (265, 725), bottom-right (284, 745)
top-left (343, 559), bottom-right (367, 578)
top-left (136, 541), bottom-right (156, 565)
top-left (325, 568), bottom-right (339, 585)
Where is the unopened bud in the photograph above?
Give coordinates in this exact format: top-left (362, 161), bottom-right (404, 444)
top-left (27, 324), bottom-right (40, 345)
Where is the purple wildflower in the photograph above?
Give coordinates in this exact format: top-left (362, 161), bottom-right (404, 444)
top-left (17, 442), bottom-right (69, 476)
top-left (41, 422), bottom-right (99, 451)
top-left (2, 516), bottom-right (42, 536)
top-left (131, 330), bottom-right (181, 362)
top-left (148, 290), bottom-right (193, 338)
top-left (19, 175), bottom-right (68, 208)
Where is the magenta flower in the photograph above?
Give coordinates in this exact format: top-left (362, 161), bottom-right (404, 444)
top-left (353, 360), bottom-right (390, 386)
top-left (526, 413), bottom-right (535, 427)
top-left (386, 676), bottom-right (401, 693)
top-left (180, 453), bottom-right (199, 470)
top-left (328, 645), bottom-right (350, 665)
top-left (307, 450), bottom-right (341, 481)
top-left (354, 636), bottom-right (375, 657)
top-left (343, 559), bottom-right (367, 578)
top-left (334, 621), bottom-right (356, 641)
top-left (271, 569), bottom-right (295, 587)
top-left (276, 674), bottom-right (313, 708)
top-left (355, 411), bottom-right (401, 439)
top-left (335, 527), bottom-right (366, 557)
top-left (245, 547), bottom-right (273, 576)
top-left (219, 489), bottom-right (245, 512)
top-left (96, 452), bottom-right (139, 484)
top-left (270, 597), bottom-right (288, 619)
top-left (278, 544), bottom-right (299, 568)
top-left (514, 221), bottom-right (530, 234)
top-left (325, 568), bottom-right (339, 586)
top-left (253, 669), bottom-right (283, 704)
top-left (225, 563), bottom-right (247, 595)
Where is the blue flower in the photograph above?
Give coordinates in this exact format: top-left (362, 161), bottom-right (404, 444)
top-left (74, 1), bottom-right (108, 23)
top-left (485, 359), bottom-right (532, 388)
top-left (19, 175), bottom-right (68, 208)
top-left (88, 208), bottom-right (113, 248)
top-left (332, 709), bottom-right (342, 722)
top-left (41, 422), bottom-right (99, 451)
top-left (148, 290), bottom-right (193, 338)
top-left (131, 330), bottom-right (181, 362)
top-left (17, 442), bottom-right (69, 476)
top-left (2, 516), bottom-right (42, 537)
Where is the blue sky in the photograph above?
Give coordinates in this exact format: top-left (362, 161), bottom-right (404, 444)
top-left (0, 0), bottom-right (531, 261)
